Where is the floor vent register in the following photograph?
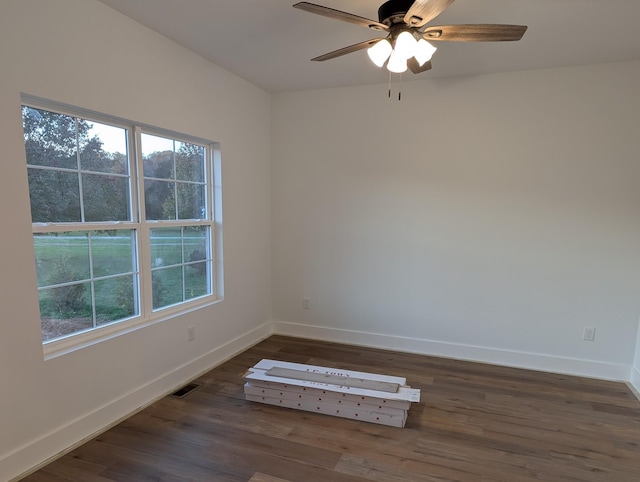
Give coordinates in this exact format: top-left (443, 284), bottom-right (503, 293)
top-left (243, 359), bottom-right (420, 427)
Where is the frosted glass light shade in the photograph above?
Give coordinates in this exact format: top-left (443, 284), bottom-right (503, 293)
top-left (386, 49), bottom-right (408, 73)
top-left (394, 31), bottom-right (418, 60)
top-left (414, 39), bottom-right (437, 66)
top-left (367, 39), bottom-right (392, 67)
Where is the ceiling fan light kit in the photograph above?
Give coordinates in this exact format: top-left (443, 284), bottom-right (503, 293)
top-left (293, 0), bottom-right (527, 75)
top-left (367, 31), bottom-right (437, 73)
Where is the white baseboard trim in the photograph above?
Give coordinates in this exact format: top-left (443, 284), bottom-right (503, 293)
top-left (272, 321), bottom-right (630, 382)
top-left (5, 320), bottom-right (633, 481)
top-left (4, 321), bottom-right (273, 482)
top-left (630, 365), bottom-right (640, 396)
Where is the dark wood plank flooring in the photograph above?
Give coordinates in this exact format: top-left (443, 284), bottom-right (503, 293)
top-left (22, 335), bottom-right (640, 481)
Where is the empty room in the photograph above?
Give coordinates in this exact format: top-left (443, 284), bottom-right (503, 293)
top-left (1, 0), bottom-right (640, 481)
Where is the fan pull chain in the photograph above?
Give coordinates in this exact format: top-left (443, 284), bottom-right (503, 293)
top-left (387, 72), bottom-right (403, 101)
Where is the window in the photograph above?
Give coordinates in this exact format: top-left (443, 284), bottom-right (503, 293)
top-left (21, 97), bottom-right (221, 347)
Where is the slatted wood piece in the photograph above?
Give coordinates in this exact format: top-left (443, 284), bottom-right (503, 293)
top-left (244, 383), bottom-right (408, 427)
top-left (265, 366), bottom-right (401, 393)
top-left (245, 378), bottom-right (412, 410)
top-left (247, 359), bottom-right (420, 402)
top-left (244, 359), bottom-right (420, 427)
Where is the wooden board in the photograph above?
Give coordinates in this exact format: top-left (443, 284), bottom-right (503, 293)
top-left (245, 378), bottom-right (411, 410)
top-left (246, 359), bottom-right (420, 403)
top-left (244, 383), bottom-right (410, 413)
top-left (244, 359), bottom-right (420, 427)
top-left (253, 359), bottom-right (408, 385)
top-left (265, 366), bottom-right (400, 393)
top-left (245, 390), bottom-right (407, 428)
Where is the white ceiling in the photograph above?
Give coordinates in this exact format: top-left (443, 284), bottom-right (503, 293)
top-left (97, 0), bottom-right (640, 93)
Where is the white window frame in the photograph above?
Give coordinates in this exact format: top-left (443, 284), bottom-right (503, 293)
top-left (21, 95), bottom-right (224, 359)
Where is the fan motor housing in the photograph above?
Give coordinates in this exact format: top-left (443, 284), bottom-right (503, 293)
top-left (378, 0), bottom-right (415, 25)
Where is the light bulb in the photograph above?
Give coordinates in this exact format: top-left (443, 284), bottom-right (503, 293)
top-left (394, 31), bottom-right (418, 60)
top-left (414, 39), bottom-right (437, 66)
top-left (386, 49), bottom-right (408, 73)
top-left (367, 39), bottom-right (392, 68)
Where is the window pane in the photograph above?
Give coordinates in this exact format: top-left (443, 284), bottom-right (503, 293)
top-left (175, 141), bottom-right (204, 182)
top-left (22, 107), bottom-right (78, 170)
top-left (185, 262), bottom-right (208, 300)
top-left (150, 226), bottom-right (212, 310)
top-left (152, 266), bottom-right (183, 309)
top-left (184, 226), bottom-right (208, 263)
top-left (143, 151), bottom-right (174, 180)
top-left (142, 133), bottom-right (174, 179)
top-left (151, 228), bottom-right (182, 267)
top-left (82, 121), bottom-right (129, 174)
top-left (95, 276), bottom-right (137, 325)
top-left (28, 168), bottom-right (81, 223)
top-left (39, 283), bottom-right (92, 342)
top-left (82, 173), bottom-right (130, 222)
top-left (177, 182), bottom-right (205, 219)
top-left (144, 179), bottom-right (175, 220)
top-left (91, 231), bottom-right (135, 277)
top-left (34, 233), bottom-right (90, 287)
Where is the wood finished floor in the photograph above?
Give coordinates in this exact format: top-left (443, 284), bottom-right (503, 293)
top-left (22, 336), bottom-right (640, 481)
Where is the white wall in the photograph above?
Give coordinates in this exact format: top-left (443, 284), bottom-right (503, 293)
top-left (0, 1), bottom-right (271, 480)
top-left (272, 61), bottom-right (640, 380)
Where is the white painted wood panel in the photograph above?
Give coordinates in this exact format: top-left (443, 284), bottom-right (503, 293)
top-left (244, 359), bottom-right (420, 427)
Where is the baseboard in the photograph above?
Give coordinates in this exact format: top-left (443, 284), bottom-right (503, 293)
top-left (271, 321), bottom-right (630, 382)
top-left (4, 321), bottom-right (273, 482)
top-left (5, 320), bottom-right (633, 481)
top-left (630, 365), bottom-right (640, 397)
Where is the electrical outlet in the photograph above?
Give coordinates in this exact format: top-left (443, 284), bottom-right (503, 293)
top-left (303, 298), bottom-right (310, 310)
top-left (188, 325), bottom-right (195, 342)
top-left (583, 326), bottom-right (596, 342)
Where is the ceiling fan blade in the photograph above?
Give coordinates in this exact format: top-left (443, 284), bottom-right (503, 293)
top-left (404, 0), bottom-right (455, 28)
top-left (311, 38), bottom-right (383, 62)
top-left (408, 58), bottom-right (433, 74)
top-left (294, 2), bottom-right (389, 32)
top-left (423, 24), bottom-right (528, 42)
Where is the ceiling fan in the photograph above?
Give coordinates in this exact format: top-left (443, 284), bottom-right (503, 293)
top-left (293, 0), bottom-right (528, 74)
